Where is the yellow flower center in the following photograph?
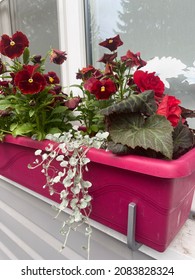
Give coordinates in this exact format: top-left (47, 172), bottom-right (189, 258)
top-left (101, 86), bottom-right (106, 92)
top-left (10, 40), bottom-right (15, 46)
top-left (49, 76), bottom-right (54, 83)
top-left (28, 78), bottom-right (33, 83)
top-left (108, 39), bottom-right (113, 44)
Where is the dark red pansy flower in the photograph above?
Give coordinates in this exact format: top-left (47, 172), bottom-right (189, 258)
top-left (84, 77), bottom-right (117, 100)
top-left (0, 31), bottom-right (29, 59)
top-left (31, 55), bottom-right (42, 64)
top-left (0, 58), bottom-right (6, 74)
top-left (76, 65), bottom-right (96, 80)
top-left (64, 96), bottom-right (81, 110)
top-left (98, 52), bottom-right (117, 64)
top-left (0, 81), bottom-right (9, 88)
top-left (121, 50), bottom-right (147, 68)
top-left (99, 35), bottom-right (123, 52)
top-left (133, 70), bottom-right (165, 98)
top-left (14, 65), bottom-right (46, 94)
top-left (49, 85), bottom-right (62, 95)
top-left (44, 71), bottom-right (60, 85)
top-left (157, 95), bottom-right (182, 127)
top-left (50, 49), bottom-right (67, 65)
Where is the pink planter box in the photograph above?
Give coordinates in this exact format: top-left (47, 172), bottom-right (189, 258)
top-left (0, 135), bottom-right (194, 252)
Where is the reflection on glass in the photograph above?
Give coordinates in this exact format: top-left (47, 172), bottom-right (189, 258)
top-left (87, 0), bottom-right (195, 125)
top-left (13, 0), bottom-right (59, 75)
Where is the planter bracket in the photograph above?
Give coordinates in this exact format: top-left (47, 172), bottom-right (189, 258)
top-left (127, 202), bottom-right (142, 251)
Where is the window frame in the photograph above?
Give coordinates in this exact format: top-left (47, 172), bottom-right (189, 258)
top-left (57, 0), bottom-right (87, 89)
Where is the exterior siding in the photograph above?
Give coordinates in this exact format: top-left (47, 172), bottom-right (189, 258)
top-left (0, 177), bottom-right (152, 260)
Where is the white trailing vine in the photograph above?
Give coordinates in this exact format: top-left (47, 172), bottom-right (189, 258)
top-left (29, 129), bottom-right (109, 259)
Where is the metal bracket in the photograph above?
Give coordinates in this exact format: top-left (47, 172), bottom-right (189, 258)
top-left (127, 202), bottom-right (142, 251)
top-left (189, 210), bottom-right (195, 220)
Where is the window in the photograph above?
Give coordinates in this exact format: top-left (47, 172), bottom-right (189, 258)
top-left (0, 0), bottom-right (86, 87)
top-left (86, 0), bottom-right (195, 126)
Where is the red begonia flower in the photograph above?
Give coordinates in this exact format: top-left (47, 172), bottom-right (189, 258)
top-left (0, 31), bottom-right (29, 59)
top-left (50, 49), bottom-right (67, 65)
top-left (121, 50), bottom-right (147, 68)
top-left (133, 70), bottom-right (165, 97)
top-left (157, 95), bottom-right (182, 127)
top-left (99, 35), bottom-right (123, 52)
top-left (84, 77), bottom-right (117, 100)
top-left (14, 65), bottom-right (46, 94)
top-left (44, 71), bottom-right (60, 85)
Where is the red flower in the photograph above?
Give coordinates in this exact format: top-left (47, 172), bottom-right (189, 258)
top-left (14, 65), bottom-right (46, 94)
top-left (64, 97), bottom-right (81, 110)
top-left (0, 59), bottom-right (6, 74)
top-left (157, 95), bottom-right (182, 127)
top-left (76, 65), bottom-right (96, 80)
top-left (84, 77), bottom-right (117, 100)
top-left (0, 31), bottom-right (29, 59)
top-left (133, 70), bottom-right (165, 97)
top-left (44, 71), bottom-right (60, 85)
top-left (98, 52), bottom-right (117, 64)
top-left (99, 35), bottom-right (123, 52)
top-left (50, 49), bottom-right (67, 65)
top-left (121, 50), bottom-right (147, 68)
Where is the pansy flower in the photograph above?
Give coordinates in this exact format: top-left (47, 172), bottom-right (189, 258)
top-left (64, 96), bottom-right (81, 110)
top-left (44, 71), bottom-right (60, 85)
top-left (0, 59), bottom-right (6, 74)
top-left (0, 31), bottom-right (29, 59)
top-left (76, 65), bottom-right (96, 80)
top-left (84, 77), bottom-right (117, 100)
top-left (121, 50), bottom-right (147, 68)
top-left (98, 53), bottom-right (117, 64)
top-left (99, 35), bottom-right (123, 52)
top-left (14, 65), bottom-right (46, 94)
top-left (50, 49), bottom-right (67, 65)
top-left (31, 55), bottom-right (42, 64)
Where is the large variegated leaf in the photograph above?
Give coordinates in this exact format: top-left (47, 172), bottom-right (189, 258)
top-left (109, 113), bottom-right (174, 159)
top-left (101, 90), bottom-right (156, 116)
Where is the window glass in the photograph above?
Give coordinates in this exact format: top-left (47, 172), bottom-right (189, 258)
top-left (9, 0), bottom-right (60, 75)
top-left (86, 0), bottom-right (195, 126)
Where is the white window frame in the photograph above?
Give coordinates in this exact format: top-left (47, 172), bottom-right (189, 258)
top-left (57, 0), bottom-right (87, 91)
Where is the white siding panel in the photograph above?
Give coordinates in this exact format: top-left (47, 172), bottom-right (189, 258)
top-left (0, 177), bottom-right (152, 260)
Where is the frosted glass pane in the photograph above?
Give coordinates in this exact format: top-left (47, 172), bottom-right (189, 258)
top-left (87, 0), bottom-right (195, 125)
top-left (13, 0), bottom-right (59, 74)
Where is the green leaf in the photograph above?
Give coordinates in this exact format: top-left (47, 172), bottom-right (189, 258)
top-left (101, 90), bottom-right (157, 116)
top-left (11, 123), bottom-right (34, 136)
top-left (109, 113), bottom-right (174, 159)
top-left (46, 118), bottom-right (63, 124)
top-left (0, 99), bottom-right (12, 110)
top-left (29, 109), bottom-right (35, 117)
top-left (10, 123), bottom-right (18, 132)
top-left (23, 47), bottom-right (30, 64)
top-left (51, 106), bottom-right (68, 116)
top-left (47, 127), bottom-right (63, 134)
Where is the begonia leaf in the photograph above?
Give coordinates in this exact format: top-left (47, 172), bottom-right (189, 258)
top-left (101, 90), bottom-right (156, 116)
top-left (108, 113), bottom-right (174, 159)
top-left (173, 121), bottom-right (195, 156)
